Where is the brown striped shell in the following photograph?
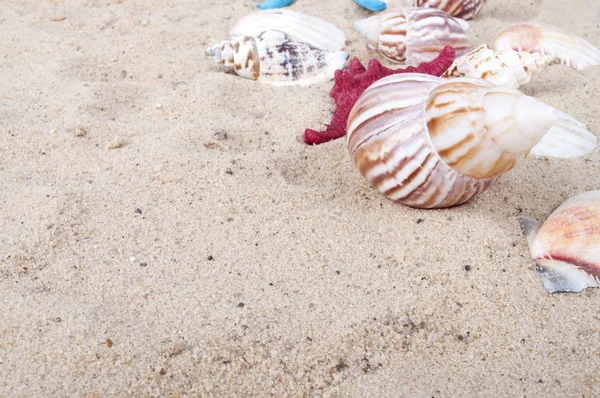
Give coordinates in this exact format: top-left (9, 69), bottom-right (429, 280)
top-left (522, 191), bottom-right (600, 292)
top-left (354, 7), bottom-right (472, 65)
top-left (415, 0), bottom-right (485, 20)
top-left (346, 74), bottom-right (562, 208)
top-left (205, 31), bottom-right (348, 86)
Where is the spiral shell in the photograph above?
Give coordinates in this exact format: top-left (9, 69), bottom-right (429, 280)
top-left (443, 45), bottom-right (553, 89)
top-left (230, 9), bottom-right (346, 51)
top-left (415, 0), bottom-right (484, 20)
top-left (206, 31), bottom-right (348, 86)
top-left (354, 7), bottom-right (472, 65)
top-left (354, 0), bottom-right (484, 19)
top-left (521, 191), bottom-right (600, 293)
top-left (346, 73), bottom-right (586, 208)
top-left (494, 23), bottom-right (600, 70)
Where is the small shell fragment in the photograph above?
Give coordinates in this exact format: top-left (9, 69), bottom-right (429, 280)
top-left (521, 191), bottom-right (600, 293)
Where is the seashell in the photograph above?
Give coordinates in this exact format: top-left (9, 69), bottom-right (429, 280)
top-left (354, 0), bottom-right (484, 19)
top-left (529, 109), bottom-right (597, 159)
top-left (442, 44), bottom-right (554, 89)
top-left (442, 45), bottom-right (598, 159)
top-left (494, 23), bottom-right (600, 70)
top-left (257, 0), bottom-right (294, 9)
top-left (415, 0), bottom-right (484, 20)
top-left (346, 73), bottom-right (593, 208)
top-left (521, 191), bottom-right (600, 293)
top-left (354, 7), bottom-right (472, 65)
top-left (205, 30), bottom-right (348, 86)
top-left (230, 9), bottom-right (346, 51)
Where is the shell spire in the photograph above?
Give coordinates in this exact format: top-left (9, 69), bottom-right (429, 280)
top-left (354, 7), bottom-right (472, 65)
top-left (494, 23), bottom-right (600, 70)
top-left (346, 74), bottom-right (591, 208)
top-left (206, 31), bottom-right (348, 86)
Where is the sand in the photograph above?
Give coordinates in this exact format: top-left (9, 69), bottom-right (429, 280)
top-left (1, 0), bottom-right (600, 396)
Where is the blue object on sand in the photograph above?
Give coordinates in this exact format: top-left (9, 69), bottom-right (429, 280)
top-left (353, 0), bottom-right (387, 11)
top-left (257, 0), bottom-right (294, 10)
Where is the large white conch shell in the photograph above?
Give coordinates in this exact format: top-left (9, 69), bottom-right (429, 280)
top-left (494, 23), bottom-right (600, 70)
top-left (521, 191), bottom-right (600, 293)
top-left (230, 9), bottom-right (346, 51)
top-left (206, 31), bottom-right (348, 86)
top-left (346, 74), bottom-right (593, 208)
top-left (354, 7), bottom-right (472, 65)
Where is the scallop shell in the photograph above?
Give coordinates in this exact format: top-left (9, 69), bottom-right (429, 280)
top-left (521, 191), bottom-right (600, 293)
top-left (415, 0), bottom-right (484, 20)
top-left (354, 7), bottom-right (472, 65)
top-left (346, 74), bottom-right (591, 208)
top-left (494, 23), bottom-right (600, 70)
top-left (230, 9), bottom-right (346, 51)
top-left (206, 31), bottom-right (349, 86)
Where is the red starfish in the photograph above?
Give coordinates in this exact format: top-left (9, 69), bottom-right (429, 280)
top-left (304, 46), bottom-right (456, 145)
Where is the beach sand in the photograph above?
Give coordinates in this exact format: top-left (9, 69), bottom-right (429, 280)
top-left (1, 0), bottom-right (599, 396)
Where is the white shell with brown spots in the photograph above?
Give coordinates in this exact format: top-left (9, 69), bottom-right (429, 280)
top-left (205, 31), bottom-right (348, 86)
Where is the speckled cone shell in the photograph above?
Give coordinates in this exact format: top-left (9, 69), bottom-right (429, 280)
top-left (346, 74), bottom-right (558, 208)
top-left (494, 23), bottom-right (600, 70)
top-left (443, 45), bottom-right (553, 89)
top-left (524, 191), bottom-right (600, 293)
top-left (230, 9), bottom-right (346, 51)
top-left (415, 0), bottom-right (485, 20)
top-left (355, 7), bottom-right (472, 65)
top-left (205, 31), bottom-right (348, 86)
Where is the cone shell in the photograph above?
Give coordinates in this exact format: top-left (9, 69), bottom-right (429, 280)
top-left (206, 31), bottom-right (348, 86)
top-left (346, 74), bottom-right (567, 208)
top-left (494, 23), bottom-right (600, 70)
top-left (354, 7), bottom-right (472, 65)
top-left (230, 9), bottom-right (346, 51)
top-left (415, 0), bottom-right (484, 20)
top-left (522, 191), bottom-right (600, 293)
